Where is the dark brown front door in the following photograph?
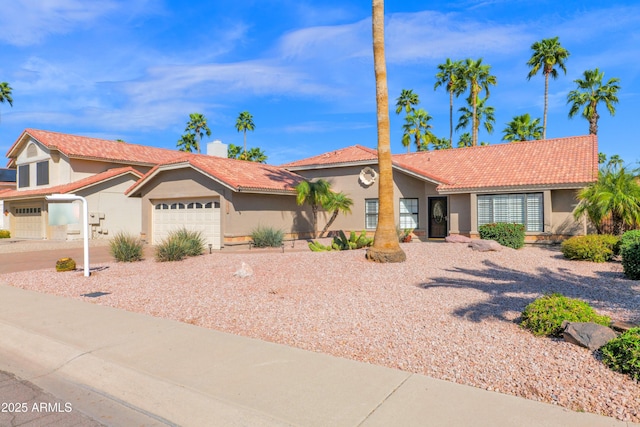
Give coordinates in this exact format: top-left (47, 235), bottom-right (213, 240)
top-left (428, 197), bottom-right (448, 238)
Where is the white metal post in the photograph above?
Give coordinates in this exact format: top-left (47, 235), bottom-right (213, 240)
top-left (45, 194), bottom-right (90, 277)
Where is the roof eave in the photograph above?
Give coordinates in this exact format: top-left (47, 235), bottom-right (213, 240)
top-left (438, 182), bottom-right (593, 195)
top-left (284, 159), bottom-right (378, 171)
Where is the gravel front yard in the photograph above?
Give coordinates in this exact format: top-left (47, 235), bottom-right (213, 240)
top-left (2, 241), bottom-right (639, 422)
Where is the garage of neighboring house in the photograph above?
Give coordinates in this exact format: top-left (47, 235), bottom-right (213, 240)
top-left (12, 203), bottom-right (44, 239)
top-left (152, 199), bottom-right (221, 249)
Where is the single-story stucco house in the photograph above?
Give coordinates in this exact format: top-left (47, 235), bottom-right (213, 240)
top-left (0, 129), bottom-right (597, 246)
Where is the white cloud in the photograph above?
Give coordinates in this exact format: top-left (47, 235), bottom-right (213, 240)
top-left (0, 0), bottom-right (160, 46)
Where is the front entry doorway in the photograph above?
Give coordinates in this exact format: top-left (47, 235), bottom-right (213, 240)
top-left (428, 197), bottom-right (448, 238)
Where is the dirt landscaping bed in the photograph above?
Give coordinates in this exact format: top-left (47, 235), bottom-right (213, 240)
top-left (1, 242), bottom-right (639, 422)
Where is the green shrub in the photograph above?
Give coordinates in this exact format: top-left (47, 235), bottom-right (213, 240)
top-left (478, 223), bottom-right (525, 249)
top-left (560, 234), bottom-right (619, 262)
top-left (308, 230), bottom-right (373, 252)
top-left (0, 229), bottom-right (10, 238)
top-left (110, 232), bottom-right (144, 262)
top-left (154, 228), bottom-right (204, 262)
top-left (251, 225), bottom-right (284, 248)
top-left (155, 237), bottom-right (187, 262)
top-left (56, 257), bottom-right (76, 272)
top-left (520, 293), bottom-right (611, 337)
top-left (170, 228), bottom-right (205, 257)
top-left (619, 230), bottom-right (640, 253)
top-left (601, 327), bottom-right (640, 381)
top-left (621, 241), bottom-right (640, 280)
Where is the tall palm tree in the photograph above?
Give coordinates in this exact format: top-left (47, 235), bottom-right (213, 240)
top-left (367, 0), bottom-right (405, 263)
top-left (502, 113), bottom-right (543, 142)
top-left (567, 68), bottom-right (620, 135)
top-left (526, 37), bottom-right (570, 139)
top-left (459, 58), bottom-right (497, 146)
top-left (395, 89), bottom-right (420, 114)
top-left (573, 162), bottom-right (640, 235)
top-left (235, 111), bottom-right (255, 157)
top-left (319, 191), bottom-right (354, 237)
top-left (177, 113), bottom-right (211, 153)
top-left (457, 132), bottom-right (472, 148)
top-left (456, 97), bottom-right (495, 143)
top-left (402, 108), bottom-right (434, 152)
top-left (177, 133), bottom-right (197, 153)
top-left (434, 59), bottom-right (466, 145)
top-left (431, 137), bottom-right (452, 150)
top-left (295, 179), bottom-right (331, 239)
top-left (0, 82), bottom-right (14, 123)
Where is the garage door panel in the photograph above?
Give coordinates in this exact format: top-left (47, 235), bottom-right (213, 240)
top-left (13, 205), bottom-right (43, 239)
top-left (153, 199), bottom-right (220, 249)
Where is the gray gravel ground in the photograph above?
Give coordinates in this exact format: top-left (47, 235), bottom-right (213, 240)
top-left (1, 240), bottom-right (639, 422)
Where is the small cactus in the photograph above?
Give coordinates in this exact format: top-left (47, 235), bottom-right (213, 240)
top-left (56, 257), bottom-right (76, 272)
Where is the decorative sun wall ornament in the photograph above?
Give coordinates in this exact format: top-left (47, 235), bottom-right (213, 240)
top-left (359, 167), bottom-right (377, 187)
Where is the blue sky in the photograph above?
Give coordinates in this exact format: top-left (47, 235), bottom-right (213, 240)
top-left (0, 0), bottom-right (638, 166)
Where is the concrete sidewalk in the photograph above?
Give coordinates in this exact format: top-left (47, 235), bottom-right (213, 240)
top-left (0, 284), bottom-right (635, 427)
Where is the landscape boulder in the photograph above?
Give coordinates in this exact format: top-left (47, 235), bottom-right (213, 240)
top-left (445, 235), bottom-right (472, 244)
top-left (469, 239), bottom-right (503, 252)
top-left (233, 262), bottom-right (254, 278)
top-left (562, 321), bottom-right (618, 351)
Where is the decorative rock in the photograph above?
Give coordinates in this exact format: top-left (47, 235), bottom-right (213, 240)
top-left (561, 321), bottom-right (618, 351)
top-left (469, 239), bottom-right (502, 252)
top-left (56, 257), bottom-right (76, 272)
top-left (233, 262), bottom-right (253, 278)
top-left (611, 320), bottom-right (639, 333)
top-left (445, 235), bottom-right (472, 243)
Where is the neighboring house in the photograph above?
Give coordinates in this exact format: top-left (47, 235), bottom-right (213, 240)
top-left (0, 168), bottom-right (17, 230)
top-left (282, 135), bottom-right (598, 242)
top-left (1, 129), bottom-right (185, 241)
top-left (1, 129), bottom-right (307, 247)
top-left (0, 129), bottom-right (597, 245)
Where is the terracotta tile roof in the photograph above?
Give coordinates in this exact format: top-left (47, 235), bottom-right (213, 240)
top-left (7, 129), bottom-right (184, 166)
top-left (0, 167), bottom-right (142, 200)
top-left (394, 135), bottom-right (598, 192)
top-left (127, 155), bottom-right (306, 195)
top-left (281, 145), bottom-right (378, 168)
top-left (282, 136), bottom-right (598, 192)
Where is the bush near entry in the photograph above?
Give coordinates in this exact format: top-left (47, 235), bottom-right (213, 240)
top-left (621, 241), bottom-right (640, 280)
top-left (478, 223), bottom-right (525, 249)
top-left (520, 293), bottom-right (611, 337)
top-left (0, 229), bottom-right (10, 238)
top-left (560, 234), bottom-right (619, 262)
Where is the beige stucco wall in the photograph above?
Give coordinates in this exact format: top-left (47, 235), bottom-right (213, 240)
top-left (550, 189), bottom-right (584, 236)
top-left (448, 193), bottom-right (471, 234)
top-left (226, 192), bottom-right (310, 238)
top-left (76, 176), bottom-right (142, 239)
top-left (294, 166), bottom-right (436, 236)
top-left (135, 167), bottom-right (311, 242)
top-left (70, 159), bottom-right (151, 180)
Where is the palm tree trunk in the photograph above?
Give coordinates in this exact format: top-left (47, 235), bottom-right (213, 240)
top-left (543, 72), bottom-right (549, 140)
top-left (320, 210), bottom-right (339, 237)
top-left (312, 204), bottom-right (319, 239)
top-left (449, 89), bottom-right (454, 145)
top-left (590, 105), bottom-right (599, 135)
top-left (472, 90), bottom-right (478, 146)
top-left (366, 0), bottom-right (406, 263)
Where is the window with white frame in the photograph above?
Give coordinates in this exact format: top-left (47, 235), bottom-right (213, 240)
top-left (365, 199), bottom-right (378, 229)
top-left (477, 193), bottom-right (543, 232)
top-left (399, 198), bottom-right (418, 229)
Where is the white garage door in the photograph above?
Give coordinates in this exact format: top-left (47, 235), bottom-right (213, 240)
top-left (13, 205), bottom-right (44, 239)
top-left (153, 200), bottom-right (221, 249)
